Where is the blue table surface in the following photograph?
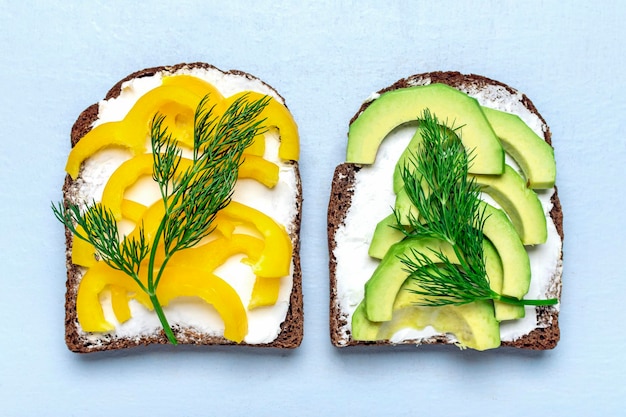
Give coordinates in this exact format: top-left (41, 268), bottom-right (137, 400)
top-left (1, 1), bottom-right (625, 415)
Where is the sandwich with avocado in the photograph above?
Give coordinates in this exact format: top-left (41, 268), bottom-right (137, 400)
top-left (328, 72), bottom-right (562, 351)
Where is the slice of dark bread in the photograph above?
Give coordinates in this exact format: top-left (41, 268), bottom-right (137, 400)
top-left (63, 62), bottom-right (303, 352)
top-left (329, 71), bottom-right (563, 350)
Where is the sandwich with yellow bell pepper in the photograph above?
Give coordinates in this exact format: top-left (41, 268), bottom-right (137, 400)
top-left (55, 63), bottom-right (302, 352)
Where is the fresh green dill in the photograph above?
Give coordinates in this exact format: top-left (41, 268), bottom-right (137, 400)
top-left (396, 110), bottom-right (557, 307)
top-left (53, 94), bottom-right (270, 344)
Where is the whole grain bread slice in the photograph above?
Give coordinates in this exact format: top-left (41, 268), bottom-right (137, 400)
top-left (329, 71), bottom-right (562, 350)
top-left (63, 62), bottom-right (303, 352)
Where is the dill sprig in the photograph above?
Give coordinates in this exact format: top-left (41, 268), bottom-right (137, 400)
top-left (397, 110), bottom-right (557, 307)
top-left (53, 94), bottom-right (270, 344)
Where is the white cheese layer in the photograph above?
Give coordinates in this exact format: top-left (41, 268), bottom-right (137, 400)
top-left (72, 66), bottom-right (298, 345)
top-left (334, 80), bottom-right (562, 345)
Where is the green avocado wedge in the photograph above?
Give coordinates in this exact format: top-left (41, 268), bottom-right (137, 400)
top-left (368, 214), bottom-right (406, 259)
top-left (366, 202), bottom-right (528, 321)
top-left (363, 236), bottom-right (503, 323)
top-left (351, 301), bottom-right (381, 341)
top-left (482, 107), bottom-right (556, 189)
top-left (481, 202), bottom-right (529, 321)
top-left (394, 187), bottom-right (419, 226)
top-left (472, 165), bottom-right (547, 245)
top-left (375, 302), bottom-right (501, 351)
top-left (392, 126), bottom-right (426, 194)
top-left (353, 241), bottom-right (502, 350)
top-left (393, 166), bottom-right (547, 246)
top-left (364, 237), bottom-right (457, 322)
top-left (353, 298), bottom-right (501, 351)
top-left (347, 84), bottom-right (504, 175)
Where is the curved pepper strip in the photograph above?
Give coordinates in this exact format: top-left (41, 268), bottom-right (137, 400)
top-left (217, 201), bottom-right (292, 278)
top-left (239, 154), bottom-right (279, 187)
top-left (101, 153), bottom-right (279, 221)
top-left (76, 262), bottom-right (144, 332)
top-left (161, 74), bottom-right (225, 101)
top-left (71, 225), bottom-right (97, 267)
top-left (120, 199), bottom-right (147, 224)
top-left (123, 198), bottom-right (291, 279)
top-left (138, 74), bottom-right (267, 158)
top-left (154, 266), bottom-right (248, 343)
top-left (167, 234), bottom-right (281, 310)
top-left (65, 76), bottom-right (294, 179)
top-left (220, 91), bottom-right (300, 161)
top-left (77, 262), bottom-right (248, 342)
top-left (168, 234), bottom-right (263, 271)
top-left (249, 277), bottom-right (281, 309)
top-left (110, 285), bottom-right (132, 324)
top-left (65, 85), bottom-right (212, 179)
top-left (124, 198), bottom-right (235, 247)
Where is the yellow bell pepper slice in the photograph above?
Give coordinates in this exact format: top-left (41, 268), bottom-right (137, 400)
top-left (65, 85), bottom-right (211, 179)
top-left (156, 266), bottom-right (248, 343)
top-left (124, 198), bottom-right (235, 247)
top-left (76, 262), bottom-right (144, 332)
top-left (71, 225), bottom-right (97, 267)
top-left (77, 261), bottom-right (248, 342)
top-left (168, 234), bottom-right (282, 309)
top-left (120, 199), bottom-right (147, 223)
top-left (249, 277), bottom-right (281, 310)
top-left (65, 79), bottom-right (282, 179)
top-left (101, 153), bottom-right (279, 221)
top-left (239, 154), bottom-right (279, 187)
top-left (221, 91), bottom-right (299, 161)
top-left (217, 201), bottom-right (292, 277)
top-left (161, 75), bottom-right (265, 157)
top-left (168, 234), bottom-right (264, 271)
top-left (100, 153), bottom-right (158, 220)
top-left (110, 285), bottom-right (132, 324)
top-left (161, 74), bottom-right (225, 101)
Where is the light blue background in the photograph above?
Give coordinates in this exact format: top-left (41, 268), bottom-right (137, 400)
top-left (1, 1), bottom-right (624, 415)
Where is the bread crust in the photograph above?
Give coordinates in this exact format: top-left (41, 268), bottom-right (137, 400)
top-left (329, 71), bottom-right (562, 350)
top-left (63, 63), bottom-right (303, 352)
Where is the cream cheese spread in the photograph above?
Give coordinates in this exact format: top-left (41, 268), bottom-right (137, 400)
top-left (72, 66), bottom-right (298, 345)
top-left (334, 81), bottom-right (562, 346)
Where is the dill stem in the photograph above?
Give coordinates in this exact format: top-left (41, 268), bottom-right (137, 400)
top-left (146, 211), bottom-right (178, 345)
top-left (496, 294), bottom-right (559, 306)
top-left (149, 293), bottom-right (177, 345)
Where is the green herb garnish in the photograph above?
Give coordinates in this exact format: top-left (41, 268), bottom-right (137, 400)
top-left (53, 94), bottom-right (270, 344)
top-left (397, 110), bottom-right (557, 307)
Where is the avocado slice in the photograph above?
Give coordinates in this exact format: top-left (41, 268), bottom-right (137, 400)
top-left (482, 107), bottom-right (556, 189)
top-left (368, 214), bottom-right (406, 259)
top-left (481, 201), bottom-right (529, 320)
top-left (354, 241), bottom-right (502, 350)
top-left (351, 301), bottom-right (382, 341)
top-left (368, 197), bottom-right (530, 322)
top-left (393, 187), bottom-right (420, 226)
top-left (393, 166), bottom-right (547, 246)
top-left (391, 126), bottom-right (426, 194)
top-left (364, 237), bottom-right (456, 322)
top-left (472, 165), bottom-right (547, 245)
top-left (367, 202), bottom-right (528, 322)
top-left (375, 302), bottom-right (501, 351)
top-left (347, 84), bottom-right (504, 175)
top-left (364, 236), bottom-right (506, 323)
